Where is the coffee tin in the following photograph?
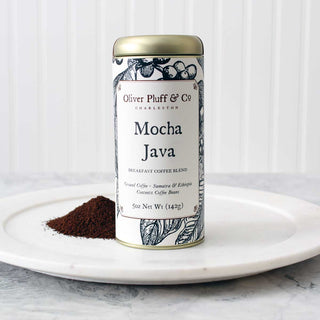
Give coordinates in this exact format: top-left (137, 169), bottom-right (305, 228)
top-left (113, 35), bottom-right (204, 249)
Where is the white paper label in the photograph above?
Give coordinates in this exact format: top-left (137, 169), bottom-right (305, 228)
top-left (117, 80), bottom-right (199, 219)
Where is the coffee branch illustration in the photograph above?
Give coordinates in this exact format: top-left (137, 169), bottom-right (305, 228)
top-left (113, 58), bottom-right (198, 82)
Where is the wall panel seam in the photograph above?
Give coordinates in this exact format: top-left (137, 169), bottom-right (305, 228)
top-left (297, 0), bottom-right (310, 173)
top-left (37, 0), bottom-right (48, 172)
top-left (8, 0), bottom-right (18, 173)
top-left (240, 0), bottom-right (252, 172)
top-left (185, 0), bottom-right (194, 34)
top-left (269, 0), bottom-right (282, 172)
top-left (155, 0), bottom-right (164, 34)
top-left (212, 0), bottom-right (222, 172)
top-left (126, 0), bottom-right (135, 36)
top-left (96, 0), bottom-right (107, 172)
top-left (66, 0), bottom-right (77, 171)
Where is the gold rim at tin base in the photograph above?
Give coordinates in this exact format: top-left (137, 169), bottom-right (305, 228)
top-left (116, 237), bottom-right (204, 250)
top-left (113, 35), bottom-right (204, 57)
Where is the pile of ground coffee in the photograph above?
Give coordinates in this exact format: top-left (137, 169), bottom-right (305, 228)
top-left (47, 196), bottom-right (115, 239)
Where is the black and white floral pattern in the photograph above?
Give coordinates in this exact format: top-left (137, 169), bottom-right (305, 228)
top-left (113, 57), bottom-right (204, 246)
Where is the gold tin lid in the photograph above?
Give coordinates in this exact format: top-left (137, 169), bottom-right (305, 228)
top-left (113, 35), bottom-right (204, 57)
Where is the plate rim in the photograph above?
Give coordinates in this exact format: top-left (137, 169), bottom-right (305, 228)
top-left (0, 183), bottom-right (320, 284)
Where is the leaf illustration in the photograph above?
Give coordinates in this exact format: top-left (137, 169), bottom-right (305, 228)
top-left (140, 219), bottom-right (161, 245)
top-left (113, 69), bottom-right (132, 87)
top-left (198, 80), bottom-right (204, 111)
top-left (162, 219), bottom-right (183, 237)
top-left (174, 78), bottom-right (205, 245)
top-left (196, 57), bottom-right (204, 72)
top-left (175, 210), bottom-right (204, 245)
top-left (140, 218), bottom-right (183, 245)
top-left (113, 65), bottom-right (137, 94)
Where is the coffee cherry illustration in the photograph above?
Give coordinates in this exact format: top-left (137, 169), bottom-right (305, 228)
top-left (153, 58), bottom-right (170, 64)
top-left (115, 58), bottom-right (123, 65)
top-left (140, 58), bottom-right (153, 65)
top-left (127, 59), bottom-right (136, 66)
top-left (140, 65), bottom-right (154, 78)
top-left (199, 137), bottom-right (204, 154)
top-left (173, 61), bottom-right (185, 73)
top-left (163, 66), bottom-right (178, 79)
top-left (179, 70), bottom-right (189, 80)
top-left (186, 64), bottom-right (197, 79)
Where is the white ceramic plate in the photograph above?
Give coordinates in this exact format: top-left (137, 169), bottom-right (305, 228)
top-left (0, 183), bottom-right (320, 285)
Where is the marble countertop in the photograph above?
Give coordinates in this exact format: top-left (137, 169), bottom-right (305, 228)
top-left (1, 173), bottom-right (320, 320)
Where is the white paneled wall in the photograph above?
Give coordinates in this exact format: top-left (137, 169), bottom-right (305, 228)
top-left (0, 0), bottom-right (320, 173)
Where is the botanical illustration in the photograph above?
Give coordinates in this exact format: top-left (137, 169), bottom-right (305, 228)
top-left (113, 57), bottom-right (198, 82)
top-left (113, 57), bottom-right (204, 245)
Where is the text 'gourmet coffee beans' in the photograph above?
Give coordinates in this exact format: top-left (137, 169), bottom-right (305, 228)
top-left (113, 35), bottom-right (205, 249)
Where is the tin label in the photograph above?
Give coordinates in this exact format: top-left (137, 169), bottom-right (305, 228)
top-left (117, 80), bottom-right (199, 219)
